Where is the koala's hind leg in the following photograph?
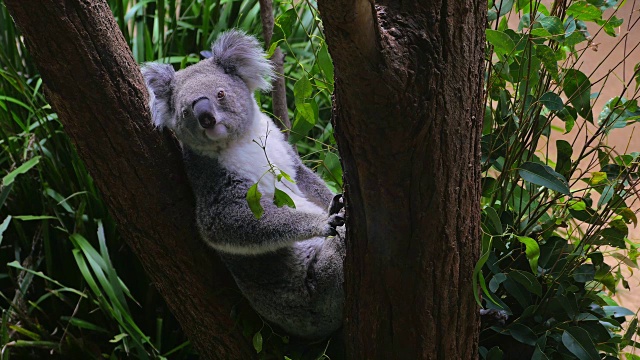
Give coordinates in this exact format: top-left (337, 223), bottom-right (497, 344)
top-left (220, 234), bottom-right (345, 340)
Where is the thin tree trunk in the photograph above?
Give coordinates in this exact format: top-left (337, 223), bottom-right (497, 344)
top-left (317, 0), bottom-right (486, 358)
top-left (258, 0), bottom-right (291, 135)
top-left (3, 1), bottom-right (253, 358)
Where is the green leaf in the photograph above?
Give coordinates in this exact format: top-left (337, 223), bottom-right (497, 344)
top-left (599, 227), bottom-right (626, 248)
top-left (563, 69), bottom-right (592, 121)
top-left (486, 29), bottom-right (516, 58)
top-left (509, 270), bottom-right (542, 296)
top-left (13, 215), bottom-right (57, 221)
top-left (317, 43), bottom-right (334, 91)
top-left (590, 171), bottom-right (608, 185)
top-left (61, 316), bottom-right (109, 333)
top-left (291, 99), bottom-right (318, 143)
top-left (473, 240), bottom-right (499, 306)
top-left (516, 236), bottom-right (540, 274)
top-left (519, 162), bottom-right (571, 195)
top-left (509, 323), bottom-right (537, 346)
top-left (252, 332), bottom-right (263, 353)
top-left (323, 152), bottom-right (343, 187)
top-left (538, 16), bottom-right (565, 36)
top-left (597, 97), bottom-right (640, 131)
top-left (532, 335), bottom-right (549, 360)
top-left (246, 183), bottom-right (264, 219)
top-left (489, 273), bottom-right (507, 292)
top-left (561, 327), bottom-right (600, 360)
top-left (2, 156), bottom-right (41, 186)
top-left (566, 1), bottom-right (602, 21)
top-left (555, 140), bottom-right (573, 178)
top-left (535, 45), bottom-right (559, 81)
top-left (603, 306), bottom-right (634, 317)
top-left (110, 333), bottom-right (128, 343)
top-left (598, 15), bottom-right (624, 37)
top-left (273, 188), bottom-right (295, 208)
top-left (597, 185), bottom-right (614, 208)
top-left (624, 318), bottom-right (637, 341)
top-left (9, 325), bottom-right (41, 341)
top-left (275, 8), bottom-right (297, 38)
top-left (540, 92), bottom-right (564, 111)
top-left (0, 215), bottom-right (11, 247)
top-left (483, 206), bottom-right (503, 235)
top-left (573, 264), bottom-right (595, 282)
top-left (277, 170), bottom-right (295, 184)
top-left (293, 76), bottom-right (312, 107)
top-left (486, 346), bottom-right (504, 360)
top-left (488, 0), bottom-right (514, 19)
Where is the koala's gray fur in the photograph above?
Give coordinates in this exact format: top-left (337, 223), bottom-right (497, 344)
top-left (142, 30), bottom-right (345, 340)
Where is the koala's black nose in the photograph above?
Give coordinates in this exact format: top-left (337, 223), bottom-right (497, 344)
top-left (192, 97), bottom-right (216, 129)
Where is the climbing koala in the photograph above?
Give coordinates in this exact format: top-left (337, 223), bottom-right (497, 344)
top-left (142, 30), bottom-right (345, 340)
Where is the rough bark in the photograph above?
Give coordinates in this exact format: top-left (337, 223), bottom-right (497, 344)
top-left (3, 1), bottom-right (253, 358)
top-left (258, 0), bottom-right (291, 135)
top-left (317, 0), bottom-right (486, 358)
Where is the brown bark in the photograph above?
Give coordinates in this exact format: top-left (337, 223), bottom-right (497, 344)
top-left (317, 0), bottom-right (486, 358)
top-left (3, 1), bottom-right (253, 359)
top-left (258, 0), bottom-right (291, 136)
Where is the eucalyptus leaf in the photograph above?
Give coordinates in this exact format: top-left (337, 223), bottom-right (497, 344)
top-left (540, 92), bottom-right (564, 111)
top-left (573, 264), bottom-right (595, 282)
top-left (486, 346), bottom-right (504, 360)
top-left (246, 183), bottom-right (264, 219)
top-left (563, 69), bottom-right (592, 121)
top-left (555, 140), bottom-right (573, 178)
top-left (566, 1), bottom-right (602, 21)
top-left (509, 270), bottom-right (542, 296)
top-left (486, 29), bottom-right (516, 58)
top-left (508, 323), bottom-right (537, 346)
top-left (252, 332), bottom-right (263, 353)
top-left (561, 327), bottom-right (600, 360)
top-left (519, 162), bottom-right (571, 195)
top-left (273, 188), bottom-right (295, 209)
top-left (516, 236), bottom-right (540, 274)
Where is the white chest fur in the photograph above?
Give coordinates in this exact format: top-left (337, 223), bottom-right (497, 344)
top-left (218, 111), bottom-right (325, 215)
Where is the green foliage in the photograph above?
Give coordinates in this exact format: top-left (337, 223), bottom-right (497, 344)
top-left (479, 0), bottom-right (640, 359)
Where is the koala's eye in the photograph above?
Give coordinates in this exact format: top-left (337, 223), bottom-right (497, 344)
top-left (217, 90), bottom-right (225, 99)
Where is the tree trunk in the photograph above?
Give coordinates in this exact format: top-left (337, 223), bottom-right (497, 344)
top-left (317, 0), bottom-right (486, 358)
top-left (3, 1), bottom-right (253, 358)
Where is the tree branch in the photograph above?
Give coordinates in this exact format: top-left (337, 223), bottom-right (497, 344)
top-left (3, 1), bottom-right (253, 358)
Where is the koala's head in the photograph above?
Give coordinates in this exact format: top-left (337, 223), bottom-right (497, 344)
top-left (142, 30), bottom-right (273, 152)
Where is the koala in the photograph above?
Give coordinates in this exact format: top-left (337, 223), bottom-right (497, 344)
top-left (142, 30), bottom-right (345, 340)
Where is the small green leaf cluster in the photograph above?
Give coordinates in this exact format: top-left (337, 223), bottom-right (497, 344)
top-left (480, 0), bottom-right (640, 359)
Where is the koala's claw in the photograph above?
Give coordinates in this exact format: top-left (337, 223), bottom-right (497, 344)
top-left (328, 194), bottom-right (344, 215)
top-left (323, 213), bottom-right (345, 237)
top-left (329, 213), bottom-right (345, 228)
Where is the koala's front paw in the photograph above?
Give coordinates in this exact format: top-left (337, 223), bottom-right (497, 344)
top-left (328, 194), bottom-right (344, 215)
top-left (323, 213), bottom-right (345, 236)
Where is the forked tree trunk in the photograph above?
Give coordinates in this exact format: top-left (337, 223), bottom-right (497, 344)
top-left (6, 0), bottom-right (486, 358)
top-left (4, 1), bottom-right (253, 358)
top-left (317, 0), bottom-right (486, 358)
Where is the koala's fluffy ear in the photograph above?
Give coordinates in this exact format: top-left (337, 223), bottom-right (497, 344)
top-left (211, 30), bottom-right (274, 92)
top-left (141, 63), bottom-right (175, 128)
